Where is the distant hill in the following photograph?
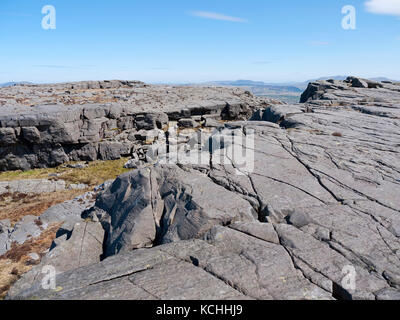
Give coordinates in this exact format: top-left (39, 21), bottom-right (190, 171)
top-left (189, 76), bottom-right (399, 104)
top-left (261, 76), bottom-right (398, 91)
top-left (0, 82), bottom-right (33, 88)
top-left (369, 77), bottom-right (397, 82)
top-left (204, 80), bottom-right (303, 93)
top-left (193, 80), bottom-right (302, 104)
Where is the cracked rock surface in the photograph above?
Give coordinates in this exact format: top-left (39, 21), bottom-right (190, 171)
top-left (5, 78), bottom-right (400, 300)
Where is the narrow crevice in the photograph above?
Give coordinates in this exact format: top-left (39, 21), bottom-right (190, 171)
top-left (159, 249), bottom-right (254, 299)
top-left (332, 282), bottom-right (353, 300)
top-left (77, 223), bottom-right (88, 267)
top-left (271, 224), bottom-right (334, 298)
top-left (88, 266), bottom-right (154, 287)
top-left (227, 225), bottom-right (278, 245)
top-left (251, 172), bottom-right (328, 204)
top-left (271, 136), bottom-right (341, 203)
top-left (311, 166), bottom-right (400, 213)
top-left (127, 278), bottom-right (161, 300)
top-left (238, 251), bottom-right (275, 299)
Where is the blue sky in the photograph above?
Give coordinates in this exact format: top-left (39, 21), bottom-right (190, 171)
top-left (0, 0), bottom-right (399, 83)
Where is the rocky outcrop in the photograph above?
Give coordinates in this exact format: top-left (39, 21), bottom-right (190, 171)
top-left (0, 81), bottom-right (276, 171)
top-left (85, 165), bottom-right (257, 257)
top-left (300, 76), bottom-right (400, 105)
top-left (4, 78), bottom-right (400, 300)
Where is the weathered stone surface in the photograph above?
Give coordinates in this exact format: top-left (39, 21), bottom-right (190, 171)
top-left (135, 113), bottom-right (168, 130)
top-left (5, 221), bottom-right (104, 298)
top-left (0, 81), bottom-right (274, 171)
top-left (7, 225), bottom-right (332, 300)
top-left (0, 219), bottom-right (11, 232)
top-left (28, 252), bottom-right (40, 261)
top-left (229, 221), bottom-right (280, 244)
top-left (9, 215), bottom-right (42, 244)
top-left (123, 154), bottom-right (141, 169)
top-left (178, 118), bottom-right (200, 128)
top-left (0, 232), bottom-right (11, 256)
top-left (87, 164), bottom-right (256, 257)
top-left (203, 117), bottom-right (222, 128)
top-left (46, 221), bottom-right (104, 271)
top-left (0, 128), bottom-right (17, 145)
top-left (21, 126), bottom-right (41, 143)
top-left (0, 179), bottom-right (66, 195)
top-left (5, 78), bottom-right (400, 300)
top-left (98, 141), bottom-right (132, 160)
top-left (39, 191), bottom-right (95, 228)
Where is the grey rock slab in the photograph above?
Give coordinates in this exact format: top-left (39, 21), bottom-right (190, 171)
top-left (0, 233), bottom-right (11, 256)
top-left (58, 277), bottom-right (157, 300)
top-left (0, 219), bottom-right (11, 233)
top-left (203, 118), bottom-right (222, 128)
top-left (0, 127), bottom-right (17, 145)
top-left (0, 179), bottom-right (66, 195)
top-left (178, 118), bottom-right (200, 128)
top-left (203, 226), bottom-right (332, 300)
top-left (28, 252), bottom-right (40, 261)
top-left (44, 221), bottom-right (104, 273)
top-left (128, 258), bottom-right (245, 300)
top-left (91, 164), bottom-right (256, 257)
top-left (376, 288), bottom-right (400, 300)
top-left (39, 192), bottom-right (95, 227)
top-left (10, 215), bottom-right (42, 244)
top-left (21, 127), bottom-right (41, 143)
top-left (6, 221), bottom-right (104, 299)
top-left (8, 231), bottom-right (329, 300)
top-left (6, 247), bottom-right (173, 299)
top-left (229, 221), bottom-right (280, 244)
top-left (274, 223), bottom-right (389, 300)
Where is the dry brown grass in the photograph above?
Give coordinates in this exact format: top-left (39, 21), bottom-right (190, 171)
top-left (0, 224), bottom-right (61, 299)
top-left (0, 158), bottom-right (130, 187)
top-left (0, 189), bottom-right (90, 225)
top-left (0, 158), bottom-right (132, 297)
top-left (0, 158), bottom-right (130, 224)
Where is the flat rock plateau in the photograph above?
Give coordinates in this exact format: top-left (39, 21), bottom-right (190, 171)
top-left (1, 77), bottom-right (400, 300)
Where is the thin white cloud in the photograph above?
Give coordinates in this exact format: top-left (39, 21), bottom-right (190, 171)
top-left (365, 0), bottom-right (400, 17)
top-left (190, 11), bottom-right (247, 23)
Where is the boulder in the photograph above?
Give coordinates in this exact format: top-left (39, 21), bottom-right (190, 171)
top-left (0, 128), bottom-right (17, 145)
top-left (9, 215), bottom-right (42, 244)
top-left (135, 113), bottom-right (169, 130)
top-left (347, 76), bottom-right (368, 88)
top-left (21, 127), bottom-right (41, 143)
top-left (98, 141), bottom-right (131, 160)
top-left (88, 165), bottom-right (256, 257)
top-left (178, 118), bottom-right (200, 128)
top-left (0, 233), bottom-right (11, 256)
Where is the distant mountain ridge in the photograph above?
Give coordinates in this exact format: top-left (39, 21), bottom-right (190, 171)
top-left (0, 82), bottom-right (33, 88)
top-left (205, 80), bottom-right (302, 93)
top-left (204, 76), bottom-right (398, 91)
